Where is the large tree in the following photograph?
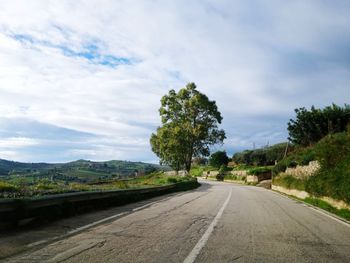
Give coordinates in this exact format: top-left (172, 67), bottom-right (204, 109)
top-left (150, 83), bottom-right (225, 172)
top-left (288, 104), bottom-right (350, 146)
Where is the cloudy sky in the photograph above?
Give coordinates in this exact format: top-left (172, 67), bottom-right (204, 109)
top-left (0, 0), bottom-right (349, 163)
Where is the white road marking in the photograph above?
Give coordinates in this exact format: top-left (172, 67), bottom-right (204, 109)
top-left (132, 200), bottom-right (159, 211)
top-left (183, 187), bottom-right (232, 263)
top-left (26, 199), bottom-right (162, 249)
top-left (270, 190), bottom-right (350, 228)
top-left (46, 238), bottom-right (105, 263)
top-left (27, 211), bottom-right (128, 248)
top-left (307, 205), bottom-right (350, 228)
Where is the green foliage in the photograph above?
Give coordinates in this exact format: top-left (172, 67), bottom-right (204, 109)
top-left (247, 166), bottom-right (272, 175)
top-left (0, 180), bottom-right (18, 192)
top-left (232, 142), bottom-right (289, 166)
top-left (305, 132), bottom-right (350, 203)
top-left (190, 166), bottom-right (204, 177)
top-left (224, 174), bottom-right (246, 181)
top-left (0, 158), bottom-right (167, 184)
top-left (304, 197), bottom-right (350, 221)
top-left (35, 182), bottom-right (56, 190)
top-left (314, 132), bottom-right (350, 168)
top-left (274, 131), bottom-right (350, 204)
top-left (0, 172), bottom-right (195, 198)
top-left (288, 104), bottom-right (350, 146)
top-left (150, 83), bottom-right (225, 171)
top-left (218, 164), bottom-right (227, 174)
top-left (209, 151), bottom-right (229, 168)
top-left (272, 147), bottom-right (316, 176)
top-left (273, 175), bottom-right (306, 191)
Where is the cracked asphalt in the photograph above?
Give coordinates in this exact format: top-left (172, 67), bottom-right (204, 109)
top-left (2, 180), bottom-right (350, 262)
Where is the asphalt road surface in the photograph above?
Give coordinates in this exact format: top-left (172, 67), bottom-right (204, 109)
top-left (3, 179), bottom-right (350, 263)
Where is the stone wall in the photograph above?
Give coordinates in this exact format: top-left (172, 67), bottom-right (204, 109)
top-left (201, 171), bottom-right (219, 177)
top-left (246, 175), bottom-right (258, 183)
top-left (164, 170), bottom-right (188, 176)
top-left (230, 170), bottom-right (247, 177)
top-left (272, 184), bottom-right (350, 210)
top-left (272, 185), bottom-right (310, 199)
top-left (284, 161), bottom-right (320, 179)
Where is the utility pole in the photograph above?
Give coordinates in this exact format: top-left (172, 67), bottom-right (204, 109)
top-left (283, 141), bottom-right (289, 158)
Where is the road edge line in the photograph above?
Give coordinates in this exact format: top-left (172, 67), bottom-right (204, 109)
top-left (269, 189), bottom-right (350, 228)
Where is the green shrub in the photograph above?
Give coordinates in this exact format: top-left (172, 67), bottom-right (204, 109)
top-left (303, 131), bottom-right (350, 203)
top-left (0, 181), bottom-right (18, 192)
top-left (113, 181), bottom-right (130, 189)
top-left (167, 177), bottom-right (179, 183)
top-left (314, 132), bottom-right (350, 168)
top-left (247, 167), bottom-right (272, 175)
top-left (273, 174), bottom-right (306, 191)
top-left (272, 147), bottom-right (316, 176)
top-left (304, 197), bottom-right (350, 221)
top-left (190, 166), bottom-right (204, 177)
top-left (35, 182), bottom-right (57, 190)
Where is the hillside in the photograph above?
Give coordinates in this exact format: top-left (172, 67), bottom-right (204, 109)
top-left (0, 158), bottom-right (169, 183)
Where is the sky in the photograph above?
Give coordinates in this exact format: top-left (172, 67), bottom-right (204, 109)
top-left (0, 0), bottom-right (349, 163)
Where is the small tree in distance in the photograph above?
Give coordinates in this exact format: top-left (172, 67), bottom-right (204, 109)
top-left (150, 83), bottom-right (226, 172)
top-left (209, 151), bottom-right (229, 168)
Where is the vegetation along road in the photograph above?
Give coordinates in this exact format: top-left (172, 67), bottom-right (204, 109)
top-left (3, 179), bottom-right (350, 263)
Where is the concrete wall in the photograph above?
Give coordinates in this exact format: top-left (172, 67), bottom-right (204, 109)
top-left (272, 185), bottom-right (310, 199)
top-left (230, 170), bottom-right (247, 177)
top-left (164, 170), bottom-right (188, 176)
top-left (201, 171), bottom-right (219, 177)
top-left (284, 161), bottom-right (320, 179)
top-left (246, 175), bottom-right (258, 183)
top-left (272, 184), bottom-right (350, 210)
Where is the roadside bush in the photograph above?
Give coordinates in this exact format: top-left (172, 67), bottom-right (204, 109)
top-left (0, 180), bottom-right (18, 192)
top-left (166, 177), bottom-right (179, 183)
top-left (247, 166), bottom-right (272, 175)
top-left (303, 131), bottom-right (350, 203)
top-left (273, 174), bottom-right (306, 191)
top-left (272, 147), bottom-right (316, 176)
top-left (35, 182), bottom-right (57, 190)
top-left (190, 166), bottom-right (204, 177)
top-left (314, 132), bottom-right (350, 168)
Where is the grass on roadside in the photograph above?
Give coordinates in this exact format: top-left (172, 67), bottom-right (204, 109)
top-left (274, 189), bottom-right (350, 222)
top-left (0, 172), bottom-right (195, 199)
top-left (303, 197), bottom-right (350, 221)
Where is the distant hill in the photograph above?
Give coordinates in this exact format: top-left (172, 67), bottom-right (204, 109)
top-left (0, 158), bottom-right (169, 183)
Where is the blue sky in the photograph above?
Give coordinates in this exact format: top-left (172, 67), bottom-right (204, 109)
top-left (0, 0), bottom-right (349, 163)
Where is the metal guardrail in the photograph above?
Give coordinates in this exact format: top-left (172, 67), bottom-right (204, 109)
top-left (0, 180), bottom-right (199, 226)
top-left (0, 184), bottom-right (176, 214)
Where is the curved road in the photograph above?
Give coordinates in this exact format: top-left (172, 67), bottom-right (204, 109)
top-left (4, 179), bottom-right (350, 262)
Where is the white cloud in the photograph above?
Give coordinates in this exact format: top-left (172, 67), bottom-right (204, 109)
top-left (0, 0), bottom-right (349, 162)
top-left (0, 137), bottom-right (40, 148)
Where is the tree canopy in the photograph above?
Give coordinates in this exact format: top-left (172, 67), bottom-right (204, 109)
top-left (232, 142), bottom-right (289, 166)
top-left (150, 83), bottom-right (225, 171)
top-left (287, 104), bottom-right (350, 146)
top-left (208, 151), bottom-right (229, 168)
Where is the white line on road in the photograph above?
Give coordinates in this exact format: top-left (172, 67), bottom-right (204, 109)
top-left (26, 199), bottom-right (163, 249)
top-left (270, 190), bottom-right (350, 228)
top-left (26, 212), bottom-right (128, 248)
top-left (183, 187), bottom-right (232, 263)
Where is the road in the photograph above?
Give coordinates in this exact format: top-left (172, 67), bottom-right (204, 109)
top-left (3, 179), bottom-right (350, 263)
